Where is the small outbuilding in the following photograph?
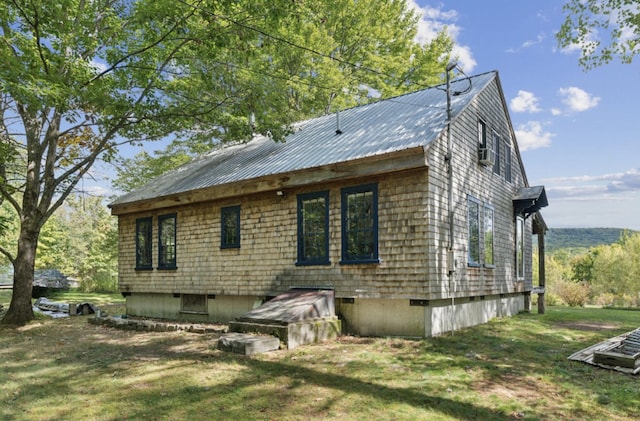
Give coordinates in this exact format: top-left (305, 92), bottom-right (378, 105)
top-left (110, 70), bottom-right (547, 337)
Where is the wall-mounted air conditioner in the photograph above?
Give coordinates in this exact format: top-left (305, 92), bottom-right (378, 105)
top-left (478, 147), bottom-right (494, 166)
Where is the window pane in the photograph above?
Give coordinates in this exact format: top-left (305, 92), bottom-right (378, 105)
top-left (221, 206), bottom-right (240, 248)
top-left (341, 185), bottom-right (378, 262)
top-left (468, 198), bottom-right (480, 265)
top-left (516, 217), bottom-right (524, 279)
top-left (159, 214), bottom-right (176, 268)
top-left (505, 142), bottom-right (512, 182)
top-left (484, 206), bottom-right (494, 266)
top-left (136, 218), bottom-right (152, 269)
top-left (493, 133), bottom-right (501, 175)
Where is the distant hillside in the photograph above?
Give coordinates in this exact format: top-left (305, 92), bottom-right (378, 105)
top-left (545, 228), bottom-right (636, 252)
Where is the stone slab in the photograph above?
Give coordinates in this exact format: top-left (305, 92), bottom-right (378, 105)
top-left (217, 332), bottom-right (281, 355)
top-left (237, 289), bottom-right (335, 324)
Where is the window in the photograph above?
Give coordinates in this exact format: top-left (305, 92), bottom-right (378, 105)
top-left (505, 140), bottom-right (512, 183)
top-left (297, 191), bottom-right (329, 265)
top-left (467, 196), bottom-right (481, 267)
top-left (221, 205), bottom-right (240, 248)
top-left (158, 213), bottom-right (177, 269)
top-left (181, 294), bottom-right (207, 313)
top-left (341, 184), bottom-right (378, 263)
top-left (478, 118), bottom-right (487, 148)
top-left (516, 216), bottom-right (525, 279)
top-left (484, 205), bottom-right (495, 267)
top-left (135, 217), bottom-right (153, 270)
top-left (493, 132), bottom-right (501, 175)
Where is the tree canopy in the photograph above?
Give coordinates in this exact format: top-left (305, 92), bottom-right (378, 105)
top-left (0, 0), bottom-right (453, 325)
top-left (558, 0), bottom-right (640, 69)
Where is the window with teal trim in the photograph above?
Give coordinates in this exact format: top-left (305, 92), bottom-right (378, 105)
top-left (135, 217), bottom-right (152, 270)
top-left (221, 205), bottom-right (240, 249)
top-left (158, 213), bottom-right (177, 269)
top-left (297, 191), bottom-right (329, 265)
top-left (341, 184), bottom-right (378, 263)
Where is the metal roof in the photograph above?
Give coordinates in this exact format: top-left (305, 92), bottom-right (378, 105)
top-left (111, 71), bottom-right (497, 206)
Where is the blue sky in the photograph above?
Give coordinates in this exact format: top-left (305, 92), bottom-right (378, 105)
top-left (93, 1), bottom-right (639, 230)
top-left (412, 1), bottom-right (640, 230)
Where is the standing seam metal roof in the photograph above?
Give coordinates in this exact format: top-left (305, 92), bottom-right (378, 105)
top-left (111, 71), bottom-right (496, 206)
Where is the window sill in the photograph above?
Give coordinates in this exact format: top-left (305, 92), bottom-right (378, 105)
top-left (157, 266), bottom-right (178, 271)
top-left (484, 264), bottom-right (496, 269)
top-left (135, 267), bottom-right (153, 271)
top-left (296, 261), bottom-right (331, 266)
top-left (467, 263), bottom-right (481, 268)
top-left (179, 310), bottom-right (208, 315)
top-left (339, 259), bottom-right (380, 265)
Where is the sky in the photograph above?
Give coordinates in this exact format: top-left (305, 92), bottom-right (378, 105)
top-left (409, 0), bottom-right (640, 230)
top-left (92, 1), bottom-right (640, 230)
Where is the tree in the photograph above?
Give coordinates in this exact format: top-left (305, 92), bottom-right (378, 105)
top-left (1, 0), bottom-right (453, 325)
top-left (113, 0), bottom-right (453, 191)
top-left (558, 0), bottom-right (640, 69)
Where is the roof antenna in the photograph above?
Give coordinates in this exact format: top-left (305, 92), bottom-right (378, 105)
top-left (335, 111), bottom-right (343, 135)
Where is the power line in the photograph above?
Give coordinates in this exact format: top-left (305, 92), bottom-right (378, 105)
top-left (177, 0), bottom-right (435, 91)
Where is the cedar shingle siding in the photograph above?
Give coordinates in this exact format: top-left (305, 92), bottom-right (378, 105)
top-left (111, 71), bottom-right (543, 336)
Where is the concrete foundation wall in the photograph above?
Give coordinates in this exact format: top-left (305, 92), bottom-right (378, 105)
top-left (337, 293), bottom-right (525, 337)
top-left (126, 293), bottom-right (263, 323)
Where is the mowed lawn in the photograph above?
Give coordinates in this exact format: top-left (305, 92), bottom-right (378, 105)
top-left (1, 291), bottom-right (639, 420)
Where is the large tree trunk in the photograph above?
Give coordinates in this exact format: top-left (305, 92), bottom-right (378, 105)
top-left (1, 227), bottom-right (39, 326)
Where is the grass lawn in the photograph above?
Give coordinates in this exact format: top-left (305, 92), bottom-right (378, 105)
top-left (1, 292), bottom-right (639, 420)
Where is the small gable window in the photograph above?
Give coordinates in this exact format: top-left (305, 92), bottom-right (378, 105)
top-left (297, 191), bottom-right (330, 265)
top-left (135, 217), bottom-right (153, 270)
top-left (158, 213), bottom-right (177, 269)
top-left (478, 119), bottom-right (487, 148)
top-left (221, 205), bottom-right (241, 249)
top-left (341, 184), bottom-right (378, 264)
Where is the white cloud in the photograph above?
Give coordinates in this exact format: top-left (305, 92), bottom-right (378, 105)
top-left (506, 33), bottom-right (546, 53)
top-left (510, 90), bottom-right (541, 113)
top-left (514, 121), bottom-right (554, 151)
top-left (558, 87), bottom-right (600, 112)
top-left (407, 1), bottom-right (477, 72)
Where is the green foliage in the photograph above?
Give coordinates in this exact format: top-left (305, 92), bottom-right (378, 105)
top-left (36, 195), bottom-right (118, 292)
top-left (544, 231), bottom-right (640, 308)
top-left (545, 227), bottom-right (634, 252)
top-left (558, 0), bottom-right (640, 69)
top-left (1, 0), bottom-right (452, 323)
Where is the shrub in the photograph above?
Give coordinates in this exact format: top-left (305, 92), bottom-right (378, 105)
top-left (554, 280), bottom-right (590, 307)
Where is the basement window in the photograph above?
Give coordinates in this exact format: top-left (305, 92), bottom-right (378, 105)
top-left (181, 294), bottom-right (207, 314)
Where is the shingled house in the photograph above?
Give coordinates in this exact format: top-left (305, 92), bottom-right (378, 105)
top-left (109, 70), bottom-right (548, 337)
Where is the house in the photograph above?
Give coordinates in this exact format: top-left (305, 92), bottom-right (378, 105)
top-left (109, 70), bottom-right (548, 337)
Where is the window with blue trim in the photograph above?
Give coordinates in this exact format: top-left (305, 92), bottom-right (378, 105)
top-left (341, 184), bottom-right (378, 263)
top-left (297, 191), bottom-right (329, 265)
top-left (135, 217), bottom-right (153, 270)
top-left (221, 205), bottom-right (240, 249)
top-left (158, 213), bottom-right (177, 269)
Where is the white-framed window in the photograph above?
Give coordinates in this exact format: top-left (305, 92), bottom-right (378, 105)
top-left (467, 196), bottom-right (481, 267)
top-left (516, 216), bottom-right (525, 279)
top-left (484, 205), bottom-right (495, 267)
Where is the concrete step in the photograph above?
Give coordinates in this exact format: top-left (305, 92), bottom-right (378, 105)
top-left (217, 332), bottom-right (281, 355)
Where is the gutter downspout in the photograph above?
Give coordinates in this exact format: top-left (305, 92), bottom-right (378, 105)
top-left (445, 62), bottom-right (457, 334)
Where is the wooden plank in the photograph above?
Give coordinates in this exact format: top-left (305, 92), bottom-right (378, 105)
top-left (593, 350), bottom-right (640, 369)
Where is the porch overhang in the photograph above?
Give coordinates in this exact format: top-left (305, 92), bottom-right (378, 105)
top-left (513, 185), bottom-right (548, 219)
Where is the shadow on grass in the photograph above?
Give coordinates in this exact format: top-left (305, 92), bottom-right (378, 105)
top-left (2, 307), bottom-right (639, 420)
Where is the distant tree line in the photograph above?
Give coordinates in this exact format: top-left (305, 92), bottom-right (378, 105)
top-left (535, 231), bottom-right (640, 308)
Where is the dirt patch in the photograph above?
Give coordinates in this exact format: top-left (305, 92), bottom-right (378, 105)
top-left (554, 321), bottom-right (620, 331)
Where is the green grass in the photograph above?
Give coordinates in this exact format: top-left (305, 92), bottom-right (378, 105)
top-left (1, 304), bottom-right (639, 420)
